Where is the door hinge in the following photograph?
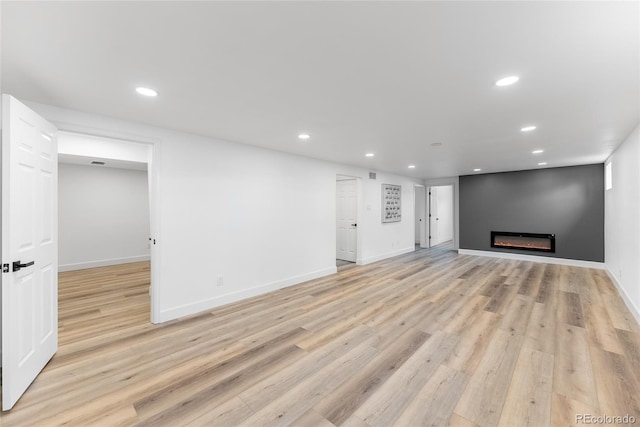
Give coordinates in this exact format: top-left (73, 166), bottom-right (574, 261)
top-left (2, 264), bottom-right (9, 273)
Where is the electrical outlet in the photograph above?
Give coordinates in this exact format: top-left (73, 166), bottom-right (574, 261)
top-left (217, 276), bottom-right (224, 286)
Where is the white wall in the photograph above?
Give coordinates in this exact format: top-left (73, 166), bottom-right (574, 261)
top-left (605, 123), bottom-right (640, 323)
top-left (58, 163), bottom-right (150, 271)
top-left (357, 175), bottom-right (419, 264)
top-left (27, 101), bottom-right (421, 323)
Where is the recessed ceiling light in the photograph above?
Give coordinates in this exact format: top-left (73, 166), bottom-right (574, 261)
top-left (521, 126), bottom-right (537, 132)
top-left (298, 133), bottom-right (310, 140)
top-left (91, 161), bottom-right (106, 166)
top-left (473, 168), bottom-right (482, 172)
top-left (532, 149), bottom-right (544, 154)
top-left (495, 76), bottom-right (519, 86)
top-left (135, 87), bottom-right (158, 97)
top-left (365, 153), bottom-right (374, 157)
top-left (408, 165), bottom-right (416, 169)
top-left (430, 142), bottom-right (443, 147)
top-left (538, 162), bottom-right (547, 166)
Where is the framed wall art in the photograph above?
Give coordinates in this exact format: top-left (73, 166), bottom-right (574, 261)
top-left (382, 184), bottom-right (401, 223)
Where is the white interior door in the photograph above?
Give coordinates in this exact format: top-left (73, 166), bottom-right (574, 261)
top-left (429, 187), bottom-right (439, 247)
top-left (436, 185), bottom-right (454, 243)
top-left (414, 186), bottom-right (426, 248)
top-left (2, 95), bottom-right (58, 411)
top-left (429, 185), bottom-right (454, 247)
top-left (336, 179), bottom-right (357, 262)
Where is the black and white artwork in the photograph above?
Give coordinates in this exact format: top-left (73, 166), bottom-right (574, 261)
top-left (382, 184), bottom-right (401, 223)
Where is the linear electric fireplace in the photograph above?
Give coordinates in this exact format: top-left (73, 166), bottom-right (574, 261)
top-left (491, 231), bottom-right (555, 253)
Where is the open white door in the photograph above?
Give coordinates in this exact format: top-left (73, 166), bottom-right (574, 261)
top-left (435, 185), bottom-right (454, 243)
top-left (336, 179), bottom-right (357, 262)
top-left (429, 187), bottom-right (438, 247)
top-left (414, 186), bottom-right (427, 248)
top-left (2, 95), bottom-right (58, 410)
top-left (429, 185), bottom-right (454, 247)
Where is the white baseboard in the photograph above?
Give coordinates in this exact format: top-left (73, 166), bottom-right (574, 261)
top-left (457, 249), bottom-right (605, 269)
top-left (157, 266), bottom-right (337, 323)
top-left (357, 246), bottom-right (415, 266)
top-left (59, 255), bottom-right (151, 272)
top-left (604, 265), bottom-right (640, 327)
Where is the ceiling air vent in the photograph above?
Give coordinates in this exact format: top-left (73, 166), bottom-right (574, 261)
top-left (91, 161), bottom-right (106, 166)
top-left (369, 172), bottom-right (376, 180)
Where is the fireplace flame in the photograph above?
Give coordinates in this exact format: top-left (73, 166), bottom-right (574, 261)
top-left (494, 239), bottom-right (551, 250)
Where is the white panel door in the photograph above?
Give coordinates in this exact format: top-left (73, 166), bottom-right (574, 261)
top-left (415, 186), bottom-right (426, 248)
top-left (2, 95), bottom-right (58, 410)
top-left (336, 179), bottom-right (357, 262)
top-left (429, 185), bottom-right (454, 247)
top-left (436, 185), bottom-right (454, 243)
top-left (429, 187), bottom-right (438, 247)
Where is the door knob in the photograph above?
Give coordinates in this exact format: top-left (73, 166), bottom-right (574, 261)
top-left (351, 223), bottom-right (357, 227)
top-left (13, 260), bottom-right (35, 272)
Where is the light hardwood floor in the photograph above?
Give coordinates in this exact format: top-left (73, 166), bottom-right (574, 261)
top-left (1, 248), bottom-right (639, 426)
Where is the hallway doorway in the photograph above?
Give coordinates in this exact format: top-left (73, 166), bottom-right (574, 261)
top-left (429, 185), bottom-right (454, 247)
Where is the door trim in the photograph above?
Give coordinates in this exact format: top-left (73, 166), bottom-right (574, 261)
top-left (414, 184), bottom-right (427, 248)
top-left (336, 178), bottom-right (358, 262)
top-left (51, 125), bottom-right (162, 324)
top-left (425, 177), bottom-right (460, 250)
top-left (336, 175), bottom-right (363, 265)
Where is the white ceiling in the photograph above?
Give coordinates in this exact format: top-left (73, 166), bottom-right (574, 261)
top-left (2, 1), bottom-right (638, 179)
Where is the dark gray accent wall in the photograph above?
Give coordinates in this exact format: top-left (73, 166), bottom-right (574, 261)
top-left (459, 164), bottom-right (604, 262)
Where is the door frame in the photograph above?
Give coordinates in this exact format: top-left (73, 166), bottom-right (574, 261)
top-left (428, 186), bottom-right (437, 247)
top-left (53, 125), bottom-right (162, 324)
top-left (428, 185), bottom-right (454, 247)
top-left (425, 177), bottom-right (459, 250)
top-left (413, 184), bottom-right (427, 248)
top-left (336, 174), bottom-right (363, 265)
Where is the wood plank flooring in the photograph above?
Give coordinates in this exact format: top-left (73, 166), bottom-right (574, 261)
top-left (1, 248), bottom-right (639, 426)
